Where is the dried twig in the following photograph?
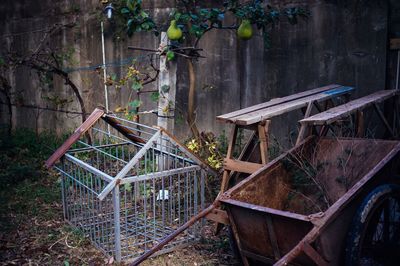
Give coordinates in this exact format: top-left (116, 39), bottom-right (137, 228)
top-left (286, 151), bottom-right (330, 208)
top-left (282, 183), bottom-right (323, 212)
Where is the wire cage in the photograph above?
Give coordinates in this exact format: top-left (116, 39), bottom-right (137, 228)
top-left (48, 109), bottom-right (208, 262)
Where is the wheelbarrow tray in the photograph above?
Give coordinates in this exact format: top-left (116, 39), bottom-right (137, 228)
top-left (220, 136), bottom-right (400, 265)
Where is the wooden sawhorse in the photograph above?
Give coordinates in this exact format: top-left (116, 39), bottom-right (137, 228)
top-left (216, 84), bottom-right (355, 195)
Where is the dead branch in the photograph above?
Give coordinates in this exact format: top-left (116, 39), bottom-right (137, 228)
top-left (285, 151), bottom-right (331, 208)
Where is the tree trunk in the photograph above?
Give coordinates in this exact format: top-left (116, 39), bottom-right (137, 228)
top-left (0, 75), bottom-right (13, 135)
top-left (57, 69), bottom-right (87, 123)
top-left (187, 59), bottom-right (200, 140)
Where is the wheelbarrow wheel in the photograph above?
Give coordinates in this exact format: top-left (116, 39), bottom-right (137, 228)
top-left (345, 184), bottom-right (400, 266)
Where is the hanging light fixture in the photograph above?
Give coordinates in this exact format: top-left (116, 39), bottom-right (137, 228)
top-left (104, 3), bottom-right (114, 20)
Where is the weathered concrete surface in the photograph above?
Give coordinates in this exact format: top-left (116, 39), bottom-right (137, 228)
top-left (386, 0), bottom-right (400, 90)
top-left (177, 0), bottom-right (388, 139)
top-left (0, 0), bottom-right (391, 141)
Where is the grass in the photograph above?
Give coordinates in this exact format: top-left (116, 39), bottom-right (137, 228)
top-left (0, 129), bottom-right (105, 265)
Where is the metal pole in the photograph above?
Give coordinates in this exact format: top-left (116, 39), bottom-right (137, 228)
top-left (101, 21), bottom-right (109, 111)
top-left (113, 185), bottom-right (122, 262)
top-left (396, 50), bottom-right (400, 90)
top-left (101, 21), bottom-right (111, 134)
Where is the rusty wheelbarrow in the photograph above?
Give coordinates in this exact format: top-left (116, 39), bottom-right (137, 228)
top-left (219, 89), bottom-right (400, 265)
top-left (220, 136), bottom-right (400, 265)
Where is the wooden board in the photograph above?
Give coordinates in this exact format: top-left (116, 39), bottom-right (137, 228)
top-left (223, 158), bottom-right (263, 174)
top-left (231, 86), bottom-right (354, 125)
top-left (45, 107), bottom-right (105, 167)
top-left (216, 84), bottom-right (341, 123)
top-left (102, 115), bottom-right (146, 144)
top-left (390, 38), bottom-right (400, 50)
top-left (300, 90), bottom-right (398, 126)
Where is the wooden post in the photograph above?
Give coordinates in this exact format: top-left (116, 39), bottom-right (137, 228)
top-left (296, 101), bottom-right (314, 145)
top-left (258, 120), bottom-right (270, 164)
top-left (157, 32), bottom-right (177, 171)
top-left (157, 32), bottom-right (177, 132)
top-left (356, 110), bottom-right (364, 138)
top-left (220, 125), bottom-right (238, 194)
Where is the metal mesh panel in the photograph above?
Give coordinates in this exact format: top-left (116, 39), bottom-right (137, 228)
top-left (54, 117), bottom-right (205, 262)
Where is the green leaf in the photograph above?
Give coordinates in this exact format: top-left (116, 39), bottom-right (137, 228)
top-left (161, 85), bottom-right (170, 93)
top-left (131, 82), bottom-right (143, 91)
top-left (126, 0), bottom-right (136, 11)
top-left (150, 91), bottom-right (160, 102)
top-left (199, 9), bottom-right (210, 17)
top-left (166, 51), bottom-right (175, 61)
top-left (189, 24), bottom-right (203, 37)
top-left (180, 14), bottom-right (190, 23)
top-left (121, 7), bottom-right (130, 14)
top-left (190, 13), bottom-right (199, 21)
top-left (129, 99), bottom-right (142, 108)
top-left (174, 12), bottom-right (182, 21)
top-left (124, 183), bottom-right (132, 192)
top-left (140, 10), bottom-right (149, 18)
top-left (141, 22), bottom-right (150, 30)
top-left (63, 261), bottom-right (70, 266)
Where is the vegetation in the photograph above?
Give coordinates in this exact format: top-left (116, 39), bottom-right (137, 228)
top-left (0, 129), bottom-right (104, 264)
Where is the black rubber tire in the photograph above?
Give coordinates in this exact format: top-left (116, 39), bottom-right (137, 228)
top-left (345, 184), bottom-right (400, 266)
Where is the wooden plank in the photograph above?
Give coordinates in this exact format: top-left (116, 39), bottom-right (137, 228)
top-left (296, 101), bottom-right (314, 145)
top-left (223, 158), bottom-right (263, 174)
top-left (45, 107), bottom-right (105, 168)
top-left (390, 38), bottom-right (400, 50)
top-left (233, 86), bottom-right (354, 125)
top-left (300, 90), bottom-right (398, 126)
top-left (102, 115), bottom-right (146, 144)
top-left (216, 84), bottom-right (341, 122)
top-left (373, 103), bottom-right (395, 137)
top-left (228, 132), bottom-right (261, 194)
top-left (205, 208), bottom-right (230, 225)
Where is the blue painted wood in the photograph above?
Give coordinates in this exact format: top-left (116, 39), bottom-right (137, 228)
top-left (323, 86), bottom-right (355, 96)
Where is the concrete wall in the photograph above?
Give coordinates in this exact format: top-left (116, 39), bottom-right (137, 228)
top-left (0, 0), bottom-right (390, 140)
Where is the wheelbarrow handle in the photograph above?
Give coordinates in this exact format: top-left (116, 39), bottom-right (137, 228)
top-left (129, 203), bottom-right (218, 266)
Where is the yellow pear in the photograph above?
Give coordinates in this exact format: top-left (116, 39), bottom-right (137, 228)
top-left (167, 20), bottom-right (183, 41)
top-left (237, 19), bottom-right (253, 40)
